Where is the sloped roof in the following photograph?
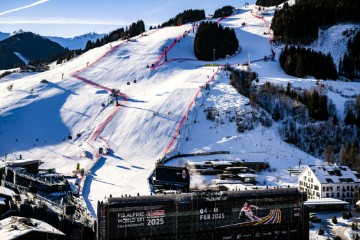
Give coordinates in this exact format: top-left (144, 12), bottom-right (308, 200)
top-left (304, 198), bottom-right (349, 206)
top-left (0, 216), bottom-right (65, 239)
top-left (0, 186), bottom-right (15, 198)
top-left (307, 165), bottom-right (359, 184)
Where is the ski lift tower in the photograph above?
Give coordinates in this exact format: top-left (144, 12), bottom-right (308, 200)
top-left (162, 46), bottom-right (168, 61)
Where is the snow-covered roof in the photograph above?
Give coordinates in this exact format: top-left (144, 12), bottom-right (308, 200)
top-left (222, 183), bottom-right (254, 190)
top-left (210, 161), bottom-right (232, 166)
top-left (212, 179), bottom-right (243, 184)
top-left (237, 173), bottom-right (257, 178)
top-left (0, 159), bottom-right (41, 169)
top-left (305, 165), bottom-right (359, 184)
top-left (304, 198), bottom-right (349, 206)
top-left (0, 217), bottom-right (65, 239)
top-left (0, 186), bottom-right (15, 198)
top-left (186, 162), bottom-right (210, 166)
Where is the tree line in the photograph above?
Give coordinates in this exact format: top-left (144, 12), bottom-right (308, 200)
top-left (343, 96), bottom-right (360, 128)
top-left (213, 6), bottom-right (234, 18)
top-left (84, 20), bottom-right (145, 51)
top-left (256, 0), bottom-right (286, 7)
top-left (339, 31), bottom-right (360, 80)
top-left (51, 20), bottom-right (145, 65)
top-left (279, 46), bottom-right (338, 80)
top-left (229, 66), bottom-right (331, 123)
top-left (161, 9), bottom-right (205, 27)
top-left (271, 0), bottom-right (360, 44)
top-left (194, 22), bottom-right (238, 61)
top-left (229, 65), bottom-right (360, 160)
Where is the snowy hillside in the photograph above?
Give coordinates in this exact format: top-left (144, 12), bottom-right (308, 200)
top-left (1, 3), bottom-right (359, 227)
top-left (309, 24), bottom-right (360, 68)
top-left (47, 32), bottom-right (106, 50)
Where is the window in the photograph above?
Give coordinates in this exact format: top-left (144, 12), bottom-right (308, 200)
top-left (347, 186), bottom-right (350, 191)
top-left (326, 193), bottom-right (329, 198)
top-left (337, 193), bottom-right (340, 197)
top-left (314, 185), bottom-right (319, 190)
top-left (337, 186), bottom-right (340, 191)
top-left (323, 187), bottom-right (326, 191)
top-left (330, 186), bottom-right (333, 191)
top-left (327, 187), bottom-right (330, 191)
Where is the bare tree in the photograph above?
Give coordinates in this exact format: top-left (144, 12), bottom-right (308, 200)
top-left (323, 145), bottom-right (336, 164)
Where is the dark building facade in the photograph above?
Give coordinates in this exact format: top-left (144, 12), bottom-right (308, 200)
top-left (153, 166), bottom-right (190, 192)
top-left (97, 188), bottom-right (308, 240)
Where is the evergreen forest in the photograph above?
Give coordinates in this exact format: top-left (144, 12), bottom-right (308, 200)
top-left (271, 0), bottom-right (360, 44)
top-left (339, 31), bottom-right (360, 80)
top-left (213, 6), bottom-right (234, 18)
top-left (194, 22), bottom-right (238, 61)
top-left (256, 0), bottom-right (286, 7)
top-left (161, 9), bottom-right (205, 27)
top-left (279, 46), bottom-right (338, 80)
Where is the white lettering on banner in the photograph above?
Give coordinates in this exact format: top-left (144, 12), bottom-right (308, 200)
top-left (116, 210), bottom-right (165, 228)
top-left (199, 208), bottom-right (225, 221)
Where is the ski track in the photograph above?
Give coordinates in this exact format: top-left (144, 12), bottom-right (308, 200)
top-left (1, 5), bottom-right (359, 227)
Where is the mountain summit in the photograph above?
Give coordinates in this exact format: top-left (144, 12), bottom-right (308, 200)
top-left (10, 29), bottom-right (25, 37)
top-left (0, 32), bottom-right (66, 70)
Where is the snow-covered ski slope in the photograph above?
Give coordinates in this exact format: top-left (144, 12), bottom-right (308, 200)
top-left (1, 4), bottom-right (360, 217)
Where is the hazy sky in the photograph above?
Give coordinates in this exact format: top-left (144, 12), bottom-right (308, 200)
top-left (0, 0), bottom-right (254, 37)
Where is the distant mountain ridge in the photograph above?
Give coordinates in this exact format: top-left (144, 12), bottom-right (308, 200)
top-left (47, 32), bottom-right (105, 50)
top-left (0, 31), bottom-right (10, 41)
top-left (0, 30), bottom-right (105, 50)
top-left (0, 32), bottom-right (66, 70)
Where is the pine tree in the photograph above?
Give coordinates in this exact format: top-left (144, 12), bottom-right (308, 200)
top-left (85, 40), bottom-right (93, 51)
top-left (345, 109), bottom-right (356, 125)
